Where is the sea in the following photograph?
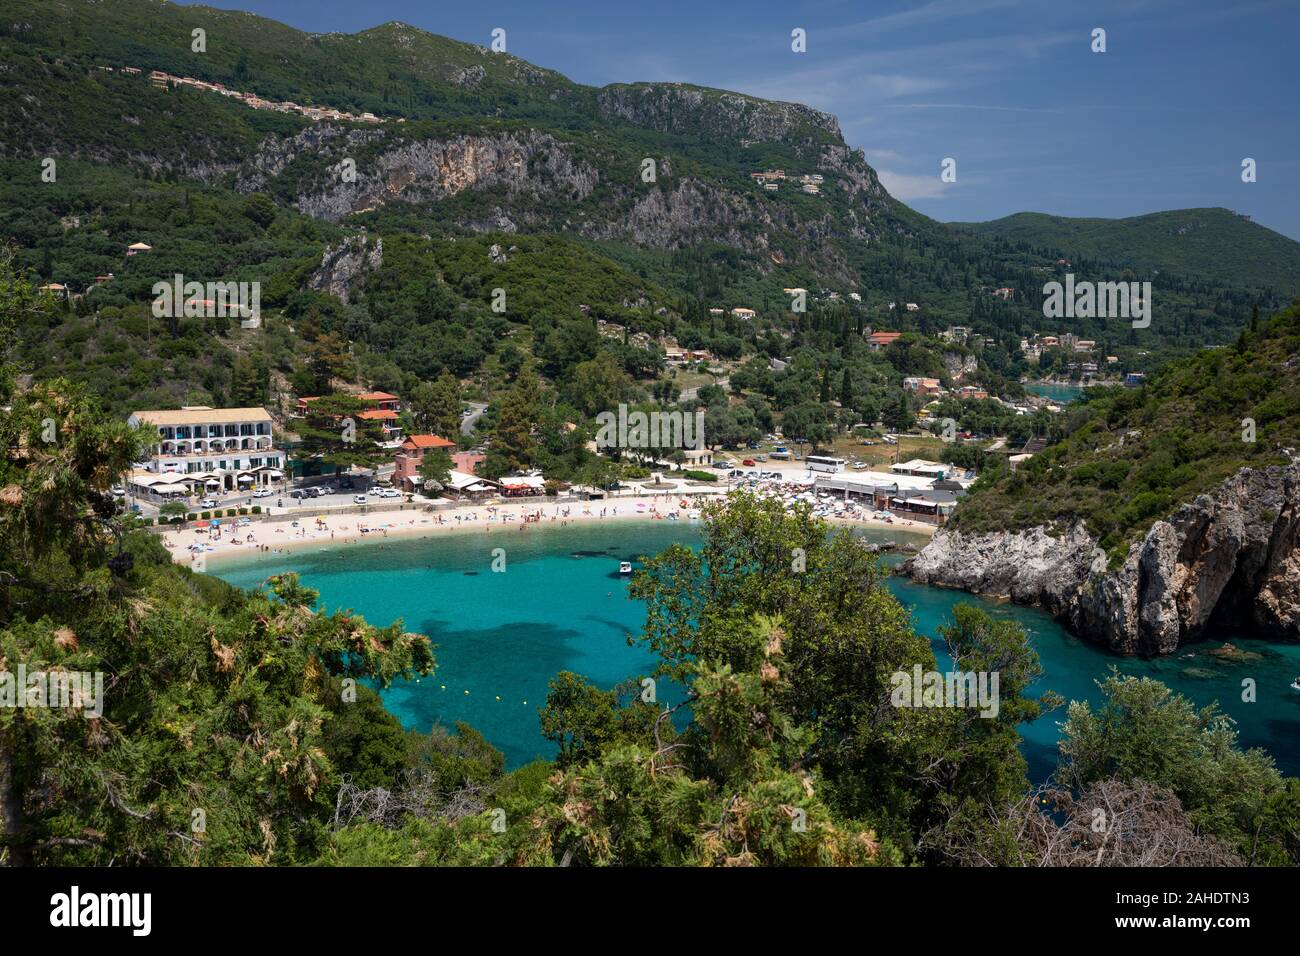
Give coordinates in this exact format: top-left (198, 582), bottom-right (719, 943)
top-left (214, 520), bottom-right (1300, 780)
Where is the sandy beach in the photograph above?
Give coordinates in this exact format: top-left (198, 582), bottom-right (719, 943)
top-left (162, 489), bottom-right (936, 569)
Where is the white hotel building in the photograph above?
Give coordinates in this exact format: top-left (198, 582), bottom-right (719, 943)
top-left (126, 407), bottom-right (285, 496)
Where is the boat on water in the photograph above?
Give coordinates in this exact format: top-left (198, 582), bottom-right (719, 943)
top-left (1291, 678), bottom-right (1300, 692)
top-left (619, 561), bottom-right (633, 575)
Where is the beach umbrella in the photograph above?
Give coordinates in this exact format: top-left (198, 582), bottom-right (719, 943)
top-left (193, 520), bottom-right (210, 529)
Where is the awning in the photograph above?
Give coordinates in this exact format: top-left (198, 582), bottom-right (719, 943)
top-left (265, 469), bottom-right (284, 478)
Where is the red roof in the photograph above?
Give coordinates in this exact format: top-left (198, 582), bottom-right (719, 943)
top-left (359, 409), bottom-right (399, 420)
top-left (358, 391), bottom-right (399, 402)
top-left (403, 434), bottom-right (455, 449)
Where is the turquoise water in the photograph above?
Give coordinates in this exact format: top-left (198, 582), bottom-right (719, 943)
top-left (1026, 382), bottom-right (1085, 403)
top-left (214, 522), bottom-right (1300, 780)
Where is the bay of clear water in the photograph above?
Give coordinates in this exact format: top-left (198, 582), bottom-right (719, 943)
top-left (214, 521), bottom-right (1300, 780)
top-left (1026, 382), bottom-right (1085, 404)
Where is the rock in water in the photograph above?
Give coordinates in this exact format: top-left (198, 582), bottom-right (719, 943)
top-left (904, 463), bottom-right (1300, 655)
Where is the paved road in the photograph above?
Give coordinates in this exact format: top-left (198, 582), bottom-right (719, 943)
top-left (461, 402), bottom-right (488, 436)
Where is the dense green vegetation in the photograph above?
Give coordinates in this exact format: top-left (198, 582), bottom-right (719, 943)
top-left (4, 0), bottom-right (1296, 430)
top-left (4, 382), bottom-right (1295, 864)
top-left (956, 208), bottom-right (1300, 294)
top-left (952, 303), bottom-right (1300, 560)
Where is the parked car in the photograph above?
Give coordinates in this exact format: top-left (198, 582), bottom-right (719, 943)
top-left (352, 494), bottom-right (368, 504)
top-left (110, 486), bottom-right (126, 496)
top-left (199, 498), bottom-right (217, 508)
top-left (253, 488), bottom-right (272, 498)
top-left (289, 489), bottom-right (308, 499)
top-left (382, 488), bottom-right (401, 498)
top-left (742, 459), bottom-right (756, 467)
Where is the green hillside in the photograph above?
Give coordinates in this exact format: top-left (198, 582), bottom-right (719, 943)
top-left (954, 208), bottom-right (1300, 294)
top-left (951, 303), bottom-right (1300, 561)
top-left (0, 0), bottom-right (1295, 474)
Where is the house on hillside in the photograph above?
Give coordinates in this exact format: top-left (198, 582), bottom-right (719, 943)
top-left (394, 434), bottom-right (457, 492)
top-left (902, 377), bottom-right (942, 395)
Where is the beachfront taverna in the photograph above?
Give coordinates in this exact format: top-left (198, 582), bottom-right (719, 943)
top-left (812, 459), bottom-right (969, 524)
top-left (127, 406), bottom-right (284, 496)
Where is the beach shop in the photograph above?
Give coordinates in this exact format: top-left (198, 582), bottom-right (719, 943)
top-left (499, 473), bottom-right (546, 498)
top-left (813, 472), bottom-right (962, 525)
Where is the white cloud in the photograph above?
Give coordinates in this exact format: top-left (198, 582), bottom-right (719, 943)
top-left (876, 169), bottom-right (954, 200)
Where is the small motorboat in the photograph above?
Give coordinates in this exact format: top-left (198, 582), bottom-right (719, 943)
top-left (619, 561), bottom-right (633, 575)
top-left (1291, 678), bottom-right (1300, 693)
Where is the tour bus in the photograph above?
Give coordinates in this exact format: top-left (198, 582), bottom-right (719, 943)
top-left (806, 455), bottom-right (846, 474)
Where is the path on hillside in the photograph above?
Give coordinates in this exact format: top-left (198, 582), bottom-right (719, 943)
top-left (679, 377), bottom-right (730, 402)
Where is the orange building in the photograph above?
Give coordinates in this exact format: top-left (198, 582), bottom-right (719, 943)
top-left (394, 434), bottom-right (457, 491)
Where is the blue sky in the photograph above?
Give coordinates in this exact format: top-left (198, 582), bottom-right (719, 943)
top-left (186, 0), bottom-right (1300, 239)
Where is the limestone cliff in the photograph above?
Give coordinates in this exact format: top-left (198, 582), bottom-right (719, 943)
top-left (904, 463), bottom-right (1300, 655)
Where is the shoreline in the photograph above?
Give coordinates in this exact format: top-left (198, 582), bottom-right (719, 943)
top-left (165, 492), bottom-right (937, 571)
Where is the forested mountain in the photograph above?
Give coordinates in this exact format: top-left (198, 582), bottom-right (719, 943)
top-left (3, 0), bottom-right (1298, 428)
top-left (3, 1), bottom-right (1299, 873)
top-left (955, 208), bottom-right (1300, 293)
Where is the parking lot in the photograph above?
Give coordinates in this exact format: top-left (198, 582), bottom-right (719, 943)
top-left (121, 475), bottom-right (411, 518)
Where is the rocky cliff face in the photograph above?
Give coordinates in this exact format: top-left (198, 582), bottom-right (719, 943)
top-left (904, 463), bottom-right (1300, 655)
top-left (239, 127), bottom-right (600, 223)
top-left (596, 84), bottom-right (843, 146)
top-left (308, 235), bottom-right (383, 304)
top-left (229, 119), bottom-right (899, 273)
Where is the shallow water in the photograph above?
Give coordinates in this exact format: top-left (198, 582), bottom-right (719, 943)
top-left (215, 521), bottom-right (1300, 778)
top-left (1025, 382), bottom-right (1085, 404)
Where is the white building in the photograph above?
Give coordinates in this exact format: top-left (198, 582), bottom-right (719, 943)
top-left (127, 406), bottom-right (284, 494)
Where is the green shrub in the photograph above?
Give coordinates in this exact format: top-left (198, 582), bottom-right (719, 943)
top-left (683, 470), bottom-right (717, 482)
top-left (251, 505), bottom-right (262, 514)
top-left (200, 511), bottom-right (211, 520)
